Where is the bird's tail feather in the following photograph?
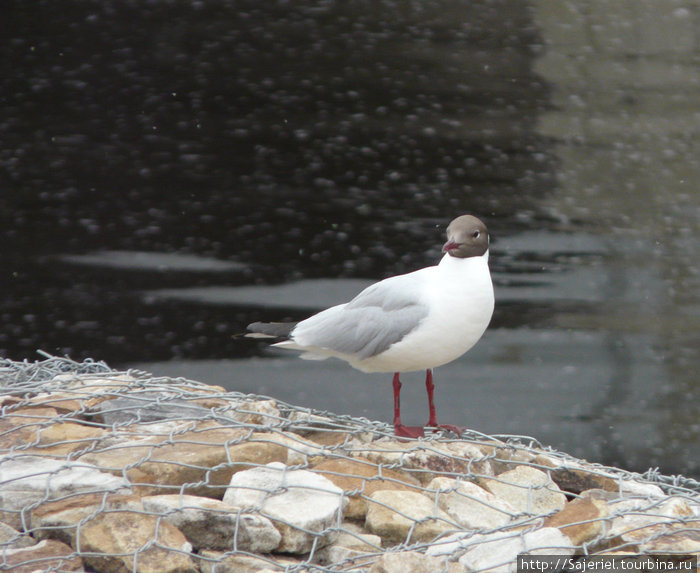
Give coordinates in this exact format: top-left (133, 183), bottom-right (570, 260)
top-left (245, 321), bottom-right (296, 339)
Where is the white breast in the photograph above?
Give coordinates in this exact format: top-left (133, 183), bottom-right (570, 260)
top-left (351, 252), bottom-right (494, 373)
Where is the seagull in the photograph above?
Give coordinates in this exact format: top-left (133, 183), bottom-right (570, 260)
top-left (246, 214), bottom-right (494, 438)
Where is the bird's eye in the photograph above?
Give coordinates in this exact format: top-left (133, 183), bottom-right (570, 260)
top-left (472, 231), bottom-right (480, 238)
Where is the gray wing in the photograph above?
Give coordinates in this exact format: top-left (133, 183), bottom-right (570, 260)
top-left (291, 275), bottom-right (429, 359)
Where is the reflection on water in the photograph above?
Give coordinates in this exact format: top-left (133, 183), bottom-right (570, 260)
top-left (0, 0), bottom-right (698, 478)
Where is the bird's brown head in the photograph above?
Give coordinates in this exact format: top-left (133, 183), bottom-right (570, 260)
top-left (442, 215), bottom-right (489, 258)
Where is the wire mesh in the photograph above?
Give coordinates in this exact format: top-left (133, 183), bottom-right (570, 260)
top-left (0, 355), bottom-right (698, 572)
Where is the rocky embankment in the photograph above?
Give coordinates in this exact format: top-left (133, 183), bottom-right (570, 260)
top-left (0, 367), bottom-right (698, 572)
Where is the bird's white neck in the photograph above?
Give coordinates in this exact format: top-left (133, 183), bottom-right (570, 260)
top-left (439, 249), bottom-right (489, 268)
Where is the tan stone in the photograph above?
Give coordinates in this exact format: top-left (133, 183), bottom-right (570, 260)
top-left (0, 521), bottom-right (36, 549)
top-left (481, 466), bottom-right (567, 515)
top-left (190, 398), bottom-right (281, 426)
top-left (369, 550), bottom-right (459, 573)
top-left (31, 493), bottom-right (145, 545)
top-left (605, 495), bottom-right (696, 539)
top-left (26, 393), bottom-right (87, 414)
top-left (25, 421), bottom-right (107, 456)
top-left (364, 439), bottom-right (493, 485)
top-left (198, 550), bottom-right (301, 572)
top-left (544, 496), bottom-right (609, 545)
top-left (482, 444), bottom-right (537, 474)
top-left (334, 522), bottom-right (382, 551)
top-left (0, 539), bottom-right (84, 572)
top-left (141, 493), bottom-right (281, 552)
top-left (253, 431), bottom-right (318, 465)
top-left (315, 520), bottom-right (382, 565)
top-left (312, 457), bottom-right (422, 519)
top-left (78, 426), bottom-right (288, 496)
top-left (617, 519), bottom-right (700, 549)
top-left (77, 511), bottom-right (196, 573)
top-left (53, 375), bottom-right (138, 408)
top-left (640, 525), bottom-right (700, 554)
top-left (0, 407), bottom-right (59, 451)
top-left (306, 430), bottom-right (354, 447)
top-left (365, 490), bottom-right (454, 544)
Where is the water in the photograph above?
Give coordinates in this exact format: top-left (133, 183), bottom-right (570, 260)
top-left (1, 0), bottom-right (698, 479)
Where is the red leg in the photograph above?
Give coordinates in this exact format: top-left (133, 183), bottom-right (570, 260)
top-left (425, 369), bottom-right (464, 435)
top-left (392, 372), bottom-right (424, 439)
top-left (392, 372), bottom-right (402, 427)
top-left (425, 368), bottom-right (438, 427)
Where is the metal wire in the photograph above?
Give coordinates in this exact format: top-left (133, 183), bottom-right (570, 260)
top-left (0, 356), bottom-right (698, 572)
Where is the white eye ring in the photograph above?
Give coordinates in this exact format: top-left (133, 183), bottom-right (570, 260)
top-left (472, 230), bottom-right (480, 238)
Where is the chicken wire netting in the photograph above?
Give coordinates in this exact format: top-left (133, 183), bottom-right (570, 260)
top-left (0, 355), bottom-right (698, 573)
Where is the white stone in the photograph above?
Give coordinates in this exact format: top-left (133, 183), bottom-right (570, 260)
top-left (0, 455), bottom-right (130, 530)
top-left (457, 528), bottom-right (574, 573)
top-left (141, 494), bottom-right (281, 552)
top-left (315, 522), bottom-right (382, 566)
top-left (365, 490), bottom-right (453, 543)
top-left (369, 550), bottom-right (457, 573)
top-left (429, 477), bottom-right (515, 530)
top-left (605, 495), bottom-right (696, 539)
top-left (259, 432), bottom-right (327, 466)
top-left (481, 466), bottom-right (566, 515)
top-left (222, 462), bottom-right (347, 553)
top-left (617, 479), bottom-right (665, 497)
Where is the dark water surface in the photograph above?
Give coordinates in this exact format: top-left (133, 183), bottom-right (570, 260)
top-left (1, 1), bottom-right (698, 479)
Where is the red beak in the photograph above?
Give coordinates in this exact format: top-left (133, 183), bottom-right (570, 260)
top-left (442, 240), bottom-right (459, 253)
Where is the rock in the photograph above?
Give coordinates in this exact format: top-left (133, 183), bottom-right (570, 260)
top-left (0, 521), bottom-right (36, 549)
top-left (0, 407), bottom-right (59, 450)
top-left (535, 455), bottom-right (618, 494)
top-left (458, 527), bottom-right (574, 573)
top-left (24, 420), bottom-right (107, 456)
top-left (333, 522), bottom-right (382, 551)
top-left (77, 510), bottom-right (196, 573)
top-left (0, 455), bottom-right (130, 530)
top-left (141, 493), bottom-right (281, 552)
top-left (638, 524), bottom-right (700, 553)
top-left (369, 550), bottom-right (459, 573)
top-left (605, 495), bottom-right (695, 539)
top-left (487, 446), bottom-right (538, 475)
top-left (94, 393), bottom-right (212, 425)
top-left (53, 375), bottom-right (138, 408)
top-left (30, 493), bottom-right (143, 546)
top-left (481, 466), bottom-right (566, 515)
top-left (259, 431), bottom-right (328, 466)
top-left (617, 479), bottom-right (665, 497)
top-left (223, 462), bottom-right (347, 553)
top-left (25, 393), bottom-right (85, 414)
top-left (365, 490), bottom-right (453, 544)
top-left (315, 544), bottom-right (375, 568)
top-left (198, 549), bottom-right (302, 572)
top-left (312, 457), bottom-right (422, 519)
top-left (429, 476), bottom-right (515, 530)
top-left (543, 496), bottom-right (609, 545)
top-left (286, 410), bottom-right (341, 432)
top-left (306, 431), bottom-right (358, 447)
top-left (78, 425), bottom-right (288, 496)
top-left (315, 522), bottom-right (382, 566)
top-left (365, 440), bottom-right (493, 485)
top-left (0, 539), bottom-right (84, 572)
top-left (600, 495), bottom-right (699, 554)
top-left (221, 398), bottom-right (281, 426)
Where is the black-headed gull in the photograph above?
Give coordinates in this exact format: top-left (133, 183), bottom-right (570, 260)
top-left (247, 214), bottom-right (494, 438)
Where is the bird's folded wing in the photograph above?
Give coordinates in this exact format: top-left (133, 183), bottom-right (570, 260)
top-left (291, 277), bottom-right (429, 359)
